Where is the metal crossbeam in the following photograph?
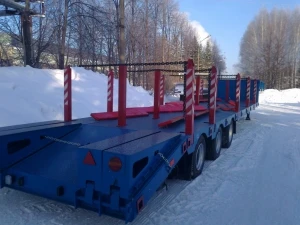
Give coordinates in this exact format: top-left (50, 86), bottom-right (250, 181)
top-left (0, 0), bottom-right (45, 17)
top-left (0, 0), bottom-right (25, 10)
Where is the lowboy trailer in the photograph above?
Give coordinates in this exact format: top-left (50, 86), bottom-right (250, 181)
top-left (0, 59), bottom-right (262, 223)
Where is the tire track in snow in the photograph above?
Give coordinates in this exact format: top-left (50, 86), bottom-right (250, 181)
top-left (281, 134), bottom-right (300, 170)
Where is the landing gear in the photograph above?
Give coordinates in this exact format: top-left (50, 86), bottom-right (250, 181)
top-left (246, 112), bottom-right (251, 120)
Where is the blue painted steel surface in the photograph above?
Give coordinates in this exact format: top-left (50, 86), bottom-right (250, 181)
top-left (259, 81), bottom-right (265, 91)
top-left (102, 132), bottom-right (181, 197)
top-left (0, 173), bottom-right (2, 188)
top-left (0, 122), bottom-right (81, 172)
top-left (11, 125), bottom-right (134, 182)
top-left (0, 77), bottom-right (262, 223)
top-left (217, 80), bottom-right (236, 101)
top-left (80, 130), bottom-right (158, 151)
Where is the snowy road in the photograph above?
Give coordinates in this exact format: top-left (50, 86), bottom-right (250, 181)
top-left (1, 100), bottom-right (300, 225)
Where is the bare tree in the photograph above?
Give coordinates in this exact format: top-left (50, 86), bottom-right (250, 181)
top-left (239, 7), bottom-right (300, 89)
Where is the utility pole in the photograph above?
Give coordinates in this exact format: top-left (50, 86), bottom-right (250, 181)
top-left (119, 0), bottom-right (125, 64)
top-left (22, 0), bottom-right (33, 66)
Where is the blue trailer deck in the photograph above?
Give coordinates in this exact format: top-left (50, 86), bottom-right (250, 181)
top-left (0, 61), bottom-right (264, 223)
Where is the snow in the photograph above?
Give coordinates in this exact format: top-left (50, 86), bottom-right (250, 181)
top-left (0, 66), bottom-right (154, 127)
top-left (259, 88), bottom-right (300, 104)
top-left (1, 66), bottom-right (300, 225)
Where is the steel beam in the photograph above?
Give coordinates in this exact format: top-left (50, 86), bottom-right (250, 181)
top-left (0, 0), bottom-right (25, 11)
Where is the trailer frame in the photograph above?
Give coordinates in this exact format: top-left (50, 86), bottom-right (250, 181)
top-left (0, 59), bottom-right (262, 223)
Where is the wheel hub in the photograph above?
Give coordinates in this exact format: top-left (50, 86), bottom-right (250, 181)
top-left (216, 131), bottom-right (222, 153)
top-left (229, 123), bottom-right (233, 141)
top-left (196, 143), bottom-right (204, 170)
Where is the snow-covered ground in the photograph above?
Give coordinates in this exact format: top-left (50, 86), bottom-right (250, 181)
top-left (1, 66), bottom-right (300, 225)
top-left (0, 66), bottom-right (154, 127)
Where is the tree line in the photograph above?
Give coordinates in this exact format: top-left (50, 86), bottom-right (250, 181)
top-left (237, 7), bottom-right (300, 89)
top-left (0, 0), bottom-right (226, 90)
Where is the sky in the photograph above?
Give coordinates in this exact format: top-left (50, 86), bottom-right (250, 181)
top-left (177, 0), bottom-right (299, 74)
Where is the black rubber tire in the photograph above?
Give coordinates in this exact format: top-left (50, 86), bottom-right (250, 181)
top-left (189, 135), bottom-right (206, 179)
top-left (206, 127), bottom-right (222, 160)
top-left (222, 120), bottom-right (234, 148)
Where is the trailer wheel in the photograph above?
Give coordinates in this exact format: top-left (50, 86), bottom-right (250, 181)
top-left (206, 127), bottom-right (222, 160)
top-left (189, 135), bottom-right (206, 179)
top-left (222, 121), bottom-right (233, 148)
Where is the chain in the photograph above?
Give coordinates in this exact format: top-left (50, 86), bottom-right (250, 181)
top-left (157, 152), bottom-right (171, 168)
top-left (78, 61), bottom-right (186, 68)
top-left (127, 69), bottom-right (186, 73)
top-left (42, 136), bottom-right (81, 147)
top-left (218, 75), bottom-right (237, 80)
top-left (195, 69), bottom-right (211, 73)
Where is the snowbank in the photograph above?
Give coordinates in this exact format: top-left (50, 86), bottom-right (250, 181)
top-left (0, 66), bottom-right (153, 127)
top-left (259, 88), bottom-right (300, 104)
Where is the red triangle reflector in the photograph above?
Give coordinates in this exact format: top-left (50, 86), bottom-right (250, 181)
top-left (83, 151), bottom-right (96, 166)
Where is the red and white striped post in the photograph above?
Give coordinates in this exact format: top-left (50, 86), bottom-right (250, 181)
top-left (107, 69), bottom-right (114, 112)
top-left (235, 73), bottom-right (241, 112)
top-left (253, 79), bottom-right (257, 103)
top-left (118, 65), bottom-right (127, 127)
top-left (185, 59), bottom-right (195, 136)
top-left (246, 77), bottom-right (250, 107)
top-left (64, 65), bottom-right (72, 122)
top-left (209, 66), bottom-right (218, 124)
top-left (200, 78), bottom-right (204, 100)
top-left (195, 76), bottom-right (200, 104)
top-left (159, 74), bottom-right (164, 105)
top-left (153, 70), bottom-right (161, 119)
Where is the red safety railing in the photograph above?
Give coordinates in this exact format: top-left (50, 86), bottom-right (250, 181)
top-left (235, 73), bottom-right (241, 112)
top-left (209, 66), bottom-right (217, 124)
top-left (185, 59), bottom-right (195, 136)
top-left (253, 79), bottom-right (257, 104)
top-left (64, 65), bottom-right (72, 122)
top-left (246, 77), bottom-right (250, 107)
top-left (195, 76), bottom-right (200, 104)
top-left (159, 75), bottom-right (165, 105)
top-left (153, 70), bottom-right (161, 119)
top-left (107, 69), bottom-right (114, 112)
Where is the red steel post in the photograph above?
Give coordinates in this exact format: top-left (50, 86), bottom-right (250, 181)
top-left (185, 59), bottom-right (195, 136)
top-left (246, 77), bottom-right (250, 107)
top-left (235, 73), bottom-right (241, 112)
top-left (64, 65), bottom-right (72, 122)
top-left (107, 69), bottom-right (114, 112)
top-left (253, 79), bottom-right (257, 103)
top-left (159, 74), bottom-right (164, 105)
top-left (209, 66), bottom-right (217, 124)
top-left (153, 70), bottom-right (161, 119)
top-left (195, 76), bottom-right (200, 104)
top-left (118, 65), bottom-right (127, 127)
